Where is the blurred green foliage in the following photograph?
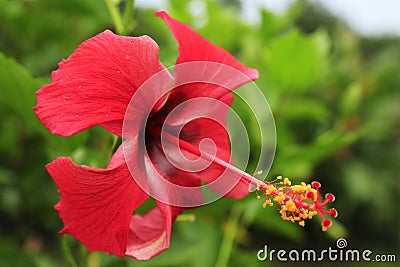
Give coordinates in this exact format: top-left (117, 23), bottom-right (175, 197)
top-left (0, 0), bottom-right (399, 266)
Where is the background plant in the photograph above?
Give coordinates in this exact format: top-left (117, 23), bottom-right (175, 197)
top-left (0, 0), bottom-right (398, 266)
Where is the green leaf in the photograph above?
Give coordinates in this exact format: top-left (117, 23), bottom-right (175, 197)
top-left (340, 81), bottom-right (363, 116)
top-left (274, 126), bottom-right (360, 178)
top-left (260, 9), bottom-right (284, 38)
top-left (283, 97), bottom-right (332, 122)
top-left (264, 29), bottom-right (330, 92)
top-left (199, 1), bottom-right (249, 52)
top-left (0, 52), bottom-right (88, 157)
top-left (0, 52), bottom-right (45, 132)
top-left (168, 0), bottom-right (192, 23)
top-left (0, 248), bottom-right (36, 267)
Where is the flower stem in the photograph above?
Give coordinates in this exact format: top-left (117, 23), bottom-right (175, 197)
top-left (61, 235), bottom-right (78, 267)
top-left (215, 203), bottom-right (244, 267)
top-left (122, 0), bottom-right (135, 32)
top-left (104, 0), bottom-right (125, 35)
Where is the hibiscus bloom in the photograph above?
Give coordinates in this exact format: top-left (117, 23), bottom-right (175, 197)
top-left (34, 11), bottom-right (259, 259)
top-left (34, 11), bottom-right (337, 260)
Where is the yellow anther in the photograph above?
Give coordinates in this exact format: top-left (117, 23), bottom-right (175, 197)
top-left (283, 177), bottom-right (291, 186)
top-left (299, 220), bottom-right (305, 227)
top-left (273, 192), bottom-right (285, 203)
top-left (262, 200), bottom-right (272, 208)
top-left (291, 185), bottom-right (304, 193)
top-left (266, 185), bottom-right (276, 195)
top-left (285, 199), bottom-right (297, 212)
top-left (280, 210), bottom-right (290, 221)
top-left (308, 211), bottom-right (317, 219)
top-left (301, 213), bottom-right (309, 219)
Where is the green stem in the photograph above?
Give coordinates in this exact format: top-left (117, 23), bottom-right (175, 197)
top-left (61, 235), bottom-right (78, 267)
top-left (215, 204), bottom-right (244, 267)
top-left (122, 0), bottom-right (135, 32)
top-left (105, 0), bottom-right (125, 35)
top-left (79, 244), bottom-right (88, 267)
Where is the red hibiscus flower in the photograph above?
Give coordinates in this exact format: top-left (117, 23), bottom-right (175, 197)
top-left (34, 10), bottom-right (338, 260)
top-left (33, 11), bottom-right (259, 260)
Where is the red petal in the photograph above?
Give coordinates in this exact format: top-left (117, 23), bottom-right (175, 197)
top-left (192, 131), bottom-right (249, 198)
top-left (34, 30), bottom-right (168, 136)
top-left (155, 11), bottom-right (259, 81)
top-left (47, 154), bottom-right (148, 257)
top-left (154, 11), bottom-right (258, 130)
top-left (178, 104), bottom-right (249, 199)
top-left (126, 202), bottom-right (183, 260)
